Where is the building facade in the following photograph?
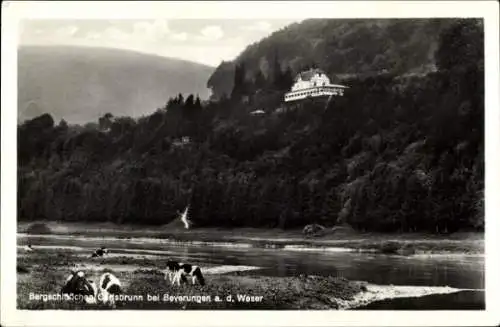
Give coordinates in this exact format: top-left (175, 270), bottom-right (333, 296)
top-left (284, 68), bottom-right (348, 102)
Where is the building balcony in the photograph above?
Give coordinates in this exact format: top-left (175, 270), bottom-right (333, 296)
top-left (284, 84), bottom-right (348, 103)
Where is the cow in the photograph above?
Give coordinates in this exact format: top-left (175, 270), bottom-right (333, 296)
top-left (172, 263), bottom-right (205, 286)
top-left (98, 272), bottom-right (122, 307)
top-left (163, 260), bottom-right (187, 284)
top-left (61, 270), bottom-right (97, 304)
top-left (91, 247), bottom-right (109, 258)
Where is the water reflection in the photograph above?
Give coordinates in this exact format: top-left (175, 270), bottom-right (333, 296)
top-left (191, 247), bottom-right (484, 289)
top-left (18, 235), bottom-right (484, 289)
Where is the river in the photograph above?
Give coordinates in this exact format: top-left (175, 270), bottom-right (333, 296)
top-left (18, 234), bottom-right (485, 310)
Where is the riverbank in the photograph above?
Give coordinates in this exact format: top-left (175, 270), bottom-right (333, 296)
top-left (17, 250), bottom-right (475, 310)
top-left (18, 221), bottom-right (484, 255)
top-left (17, 250), bottom-right (365, 310)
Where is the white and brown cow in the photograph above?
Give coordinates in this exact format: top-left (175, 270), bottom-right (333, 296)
top-left (172, 263), bottom-right (205, 286)
top-left (164, 260), bottom-right (187, 284)
top-left (98, 272), bottom-right (122, 307)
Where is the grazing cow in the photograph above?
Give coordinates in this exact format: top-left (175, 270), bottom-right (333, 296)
top-left (61, 270), bottom-right (97, 304)
top-left (98, 272), bottom-right (122, 307)
top-left (91, 247), bottom-right (109, 258)
top-left (24, 244), bottom-right (34, 252)
top-left (172, 263), bottom-right (205, 286)
top-left (164, 260), bottom-right (187, 284)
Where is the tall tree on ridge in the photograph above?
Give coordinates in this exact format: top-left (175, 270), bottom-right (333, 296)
top-left (272, 50), bottom-right (283, 90)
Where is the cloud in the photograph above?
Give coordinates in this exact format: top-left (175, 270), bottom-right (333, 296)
top-left (84, 32), bottom-right (102, 40)
top-left (199, 25), bottom-right (224, 40)
top-left (104, 27), bottom-right (129, 41)
top-left (133, 19), bottom-right (170, 41)
top-left (240, 21), bottom-right (272, 32)
top-left (54, 25), bottom-right (79, 38)
top-left (82, 20), bottom-right (171, 44)
top-left (171, 32), bottom-right (188, 41)
top-left (20, 20), bottom-right (249, 67)
top-left (224, 36), bottom-right (247, 46)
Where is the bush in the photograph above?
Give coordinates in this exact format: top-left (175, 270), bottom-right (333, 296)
top-left (303, 224), bottom-right (326, 237)
top-left (17, 264), bottom-right (30, 273)
top-left (25, 223), bottom-right (52, 235)
top-left (331, 224), bottom-right (357, 235)
top-left (398, 243), bottom-right (416, 255)
top-left (379, 241), bottom-right (400, 254)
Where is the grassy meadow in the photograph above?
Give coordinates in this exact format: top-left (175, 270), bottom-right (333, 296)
top-left (17, 249), bottom-right (367, 310)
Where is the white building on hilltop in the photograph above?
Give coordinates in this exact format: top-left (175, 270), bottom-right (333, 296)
top-left (284, 68), bottom-right (348, 102)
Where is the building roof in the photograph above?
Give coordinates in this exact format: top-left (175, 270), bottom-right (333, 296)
top-left (250, 110), bottom-right (265, 115)
top-left (296, 68), bottom-right (327, 82)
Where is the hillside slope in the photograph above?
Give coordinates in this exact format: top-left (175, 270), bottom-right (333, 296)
top-left (207, 18), bottom-right (457, 99)
top-left (18, 46), bottom-right (214, 124)
top-left (17, 19), bottom-right (484, 233)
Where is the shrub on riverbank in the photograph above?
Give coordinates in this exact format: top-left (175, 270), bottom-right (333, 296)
top-left (380, 241), bottom-right (400, 254)
top-left (25, 223), bottom-right (52, 235)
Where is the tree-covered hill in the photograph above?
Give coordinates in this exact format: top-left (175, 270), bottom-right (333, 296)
top-left (207, 18), bottom-right (472, 100)
top-left (18, 19), bottom-right (484, 233)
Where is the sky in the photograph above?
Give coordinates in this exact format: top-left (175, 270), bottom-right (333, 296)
top-left (19, 19), bottom-right (300, 67)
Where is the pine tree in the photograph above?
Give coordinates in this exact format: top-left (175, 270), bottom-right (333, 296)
top-left (58, 119), bottom-right (68, 131)
top-left (281, 66), bottom-right (294, 91)
top-left (194, 95), bottom-right (202, 109)
top-left (272, 51), bottom-right (282, 90)
top-left (254, 69), bottom-right (266, 91)
top-left (231, 63), bottom-right (246, 99)
top-left (177, 93), bottom-right (184, 106)
top-left (184, 94), bottom-right (195, 110)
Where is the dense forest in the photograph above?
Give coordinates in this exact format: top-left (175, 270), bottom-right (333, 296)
top-left (207, 18), bottom-right (462, 100)
top-left (18, 18), bottom-right (484, 233)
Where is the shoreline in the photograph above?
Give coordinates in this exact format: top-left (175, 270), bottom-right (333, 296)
top-left (18, 221), bottom-right (484, 255)
top-left (17, 234), bottom-right (485, 257)
top-left (18, 255), bottom-right (480, 310)
top-left (336, 284), bottom-right (484, 310)
top-left (16, 240), bottom-right (485, 310)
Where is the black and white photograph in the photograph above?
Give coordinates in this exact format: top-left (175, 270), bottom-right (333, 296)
top-left (1, 1), bottom-right (500, 326)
